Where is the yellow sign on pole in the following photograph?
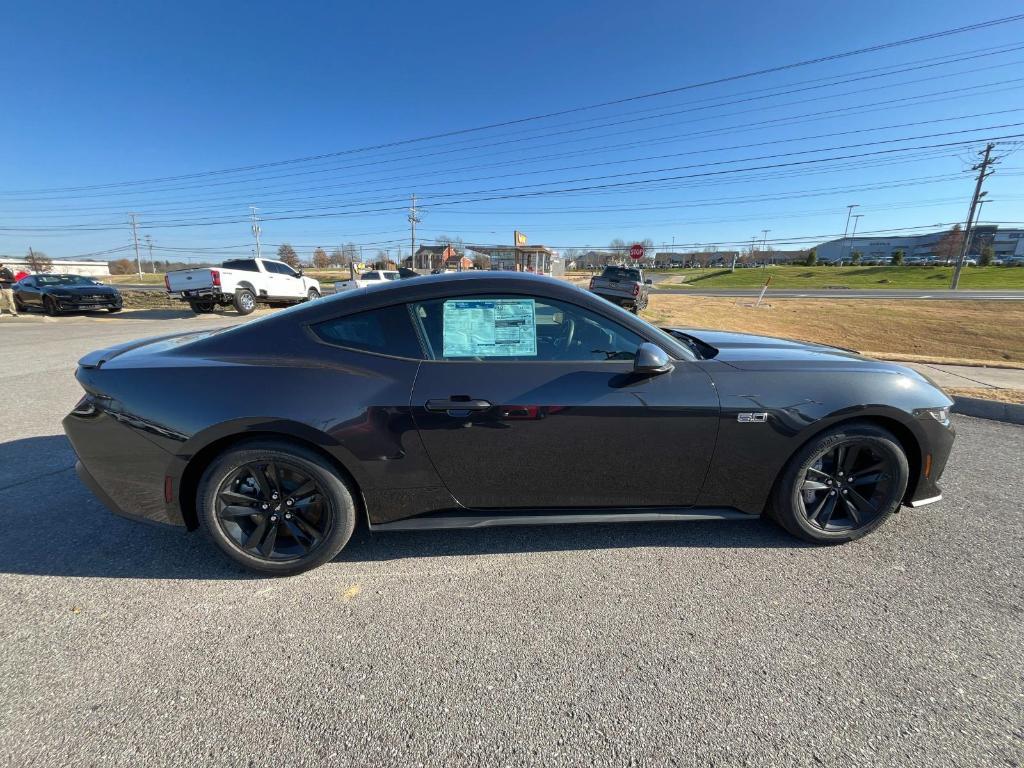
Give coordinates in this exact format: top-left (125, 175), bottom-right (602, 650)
top-left (514, 230), bottom-right (528, 246)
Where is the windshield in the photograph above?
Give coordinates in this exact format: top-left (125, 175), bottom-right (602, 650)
top-left (601, 267), bottom-right (641, 281)
top-left (36, 275), bottom-right (96, 286)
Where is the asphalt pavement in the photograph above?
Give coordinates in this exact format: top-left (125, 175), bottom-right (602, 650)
top-left (1, 315), bottom-right (1022, 767)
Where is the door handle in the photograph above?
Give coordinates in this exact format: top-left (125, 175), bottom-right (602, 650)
top-left (425, 398), bottom-right (492, 413)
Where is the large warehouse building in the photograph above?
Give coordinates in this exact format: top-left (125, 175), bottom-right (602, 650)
top-left (814, 226), bottom-right (1024, 263)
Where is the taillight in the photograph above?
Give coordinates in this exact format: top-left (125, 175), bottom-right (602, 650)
top-left (211, 269), bottom-right (221, 287)
top-left (632, 283), bottom-right (640, 296)
top-left (163, 275), bottom-right (170, 291)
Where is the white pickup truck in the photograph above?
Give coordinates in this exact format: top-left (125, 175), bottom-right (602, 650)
top-left (165, 258), bottom-right (321, 315)
top-left (333, 268), bottom-right (423, 293)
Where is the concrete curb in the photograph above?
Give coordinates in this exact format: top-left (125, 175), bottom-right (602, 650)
top-left (952, 396), bottom-right (1024, 425)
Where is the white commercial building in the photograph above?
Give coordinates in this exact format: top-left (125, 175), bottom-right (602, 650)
top-left (0, 259), bottom-right (111, 277)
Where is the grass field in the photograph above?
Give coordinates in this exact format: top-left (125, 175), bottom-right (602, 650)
top-left (647, 265), bottom-right (1024, 290)
top-left (641, 295), bottom-right (1024, 365)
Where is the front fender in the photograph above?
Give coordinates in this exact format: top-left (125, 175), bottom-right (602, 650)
top-left (696, 362), bottom-right (951, 514)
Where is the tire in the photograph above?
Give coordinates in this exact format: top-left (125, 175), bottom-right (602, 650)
top-left (189, 297), bottom-right (216, 314)
top-left (233, 288), bottom-right (256, 315)
top-left (768, 422), bottom-right (909, 544)
top-left (306, 288), bottom-right (320, 302)
top-left (196, 440), bottom-right (357, 576)
top-left (13, 295), bottom-right (26, 313)
top-left (107, 307), bottom-right (122, 313)
top-left (44, 296), bottom-right (59, 316)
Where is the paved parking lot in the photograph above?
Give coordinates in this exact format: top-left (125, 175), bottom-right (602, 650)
top-left (1, 313), bottom-right (1022, 767)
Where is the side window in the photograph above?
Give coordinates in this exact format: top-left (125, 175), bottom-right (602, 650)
top-left (274, 262), bottom-right (298, 278)
top-left (363, 272), bottom-right (380, 280)
top-left (312, 304), bottom-right (423, 359)
top-left (223, 259), bottom-right (259, 272)
top-left (409, 295), bottom-right (644, 362)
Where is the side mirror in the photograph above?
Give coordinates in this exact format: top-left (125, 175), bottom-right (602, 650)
top-left (634, 343), bottom-right (674, 375)
top-left (296, 269), bottom-right (304, 277)
top-left (644, 278), bottom-right (653, 284)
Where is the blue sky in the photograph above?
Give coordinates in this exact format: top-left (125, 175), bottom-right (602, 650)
top-left (2, 1), bottom-right (1023, 263)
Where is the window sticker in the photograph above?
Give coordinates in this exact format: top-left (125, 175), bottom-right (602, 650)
top-left (443, 299), bottom-right (537, 357)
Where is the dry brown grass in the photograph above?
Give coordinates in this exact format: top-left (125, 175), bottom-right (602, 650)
top-left (947, 388), bottom-right (1024, 404)
top-left (642, 295), bottom-right (1024, 364)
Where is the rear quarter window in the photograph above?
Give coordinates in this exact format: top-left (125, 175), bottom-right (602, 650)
top-left (312, 304), bottom-right (423, 359)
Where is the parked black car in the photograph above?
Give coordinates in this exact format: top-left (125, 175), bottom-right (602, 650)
top-left (15, 274), bottom-right (123, 315)
top-left (64, 272), bottom-right (955, 575)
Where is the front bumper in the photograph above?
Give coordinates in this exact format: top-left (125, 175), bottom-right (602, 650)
top-left (53, 295), bottom-right (122, 312)
top-left (905, 413), bottom-right (956, 506)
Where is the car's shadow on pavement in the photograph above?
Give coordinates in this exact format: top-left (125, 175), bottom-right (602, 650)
top-left (0, 435), bottom-right (803, 580)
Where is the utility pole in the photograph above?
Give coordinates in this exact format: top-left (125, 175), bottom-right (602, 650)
top-left (841, 204), bottom-right (858, 264)
top-left (848, 215), bottom-right (864, 264)
top-left (952, 143), bottom-right (997, 289)
top-left (761, 229), bottom-right (771, 265)
top-left (250, 206), bottom-right (262, 260)
top-left (144, 234), bottom-right (155, 273)
top-left (128, 213), bottom-right (142, 279)
top-left (408, 194), bottom-right (421, 269)
top-left (965, 198), bottom-right (991, 261)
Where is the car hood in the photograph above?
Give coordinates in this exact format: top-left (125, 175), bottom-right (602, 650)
top-left (667, 327), bottom-right (916, 375)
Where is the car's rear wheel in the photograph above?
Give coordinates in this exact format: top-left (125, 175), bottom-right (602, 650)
top-left (769, 422), bottom-right (909, 544)
top-left (196, 441), bottom-right (357, 576)
top-left (233, 289), bottom-right (256, 315)
top-left (189, 297), bottom-right (216, 314)
top-left (13, 295), bottom-right (26, 313)
top-left (106, 307), bottom-right (122, 313)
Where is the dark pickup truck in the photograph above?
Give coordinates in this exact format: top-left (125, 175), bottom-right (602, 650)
top-left (588, 266), bottom-right (652, 313)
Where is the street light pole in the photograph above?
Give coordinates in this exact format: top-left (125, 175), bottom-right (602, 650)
top-left (841, 204), bottom-right (858, 264)
top-left (848, 214), bottom-right (864, 264)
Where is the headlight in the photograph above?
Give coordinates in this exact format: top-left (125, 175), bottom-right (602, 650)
top-left (919, 406), bottom-right (951, 426)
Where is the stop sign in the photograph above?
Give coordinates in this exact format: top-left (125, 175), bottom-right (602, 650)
top-left (629, 243), bottom-right (645, 260)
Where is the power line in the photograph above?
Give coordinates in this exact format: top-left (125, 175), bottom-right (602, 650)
top-left (5, 14), bottom-right (1024, 197)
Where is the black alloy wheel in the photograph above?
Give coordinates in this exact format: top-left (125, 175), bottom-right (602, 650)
top-left (798, 441), bottom-right (897, 532)
top-left (44, 296), bottom-right (59, 316)
top-left (770, 422), bottom-right (909, 543)
top-left (197, 441), bottom-right (356, 575)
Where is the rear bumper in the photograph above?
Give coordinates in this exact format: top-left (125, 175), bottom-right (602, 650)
top-left (63, 408), bottom-right (185, 527)
top-left (591, 290), bottom-right (639, 307)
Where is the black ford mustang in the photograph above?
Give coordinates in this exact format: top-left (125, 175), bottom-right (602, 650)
top-left (15, 273), bottom-right (123, 314)
top-left (64, 272), bottom-right (955, 575)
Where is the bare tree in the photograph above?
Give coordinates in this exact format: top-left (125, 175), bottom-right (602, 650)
top-left (311, 247), bottom-right (330, 270)
top-left (26, 249), bottom-right (53, 272)
top-left (276, 243), bottom-right (300, 269)
top-left (935, 224), bottom-right (964, 264)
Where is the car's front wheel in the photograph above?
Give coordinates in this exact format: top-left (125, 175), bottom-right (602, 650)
top-left (196, 440), bottom-right (357, 576)
top-left (306, 288), bottom-right (320, 302)
top-left (769, 422), bottom-right (909, 543)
